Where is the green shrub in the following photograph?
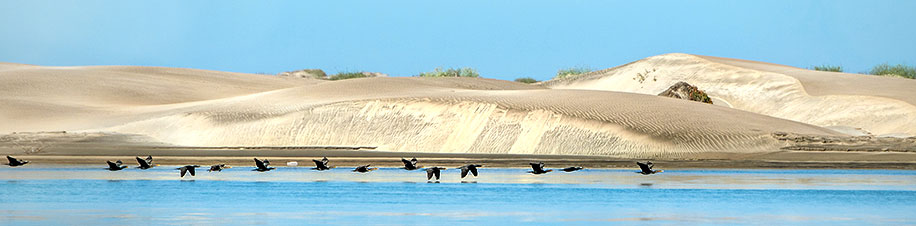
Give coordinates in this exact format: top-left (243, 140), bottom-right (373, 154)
top-left (417, 67), bottom-right (480, 77)
top-left (514, 77), bottom-right (538, 84)
top-left (555, 66), bottom-right (592, 79)
top-left (870, 63), bottom-right (916, 79)
top-left (812, 65), bottom-right (843, 72)
top-left (328, 71), bottom-right (369, 80)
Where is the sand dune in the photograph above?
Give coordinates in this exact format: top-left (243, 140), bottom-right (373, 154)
top-left (544, 53), bottom-right (916, 136)
top-left (2, 58), bottom-right (912, 160)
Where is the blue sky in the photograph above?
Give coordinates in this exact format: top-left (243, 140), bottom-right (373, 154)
top-left (1, 0), bottom-right (914, 81)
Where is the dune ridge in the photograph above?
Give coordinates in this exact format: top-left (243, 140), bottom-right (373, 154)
top-left (544, 53), bottom-right (916, 136)
top-left (1, 57), bottom-right (909, 159)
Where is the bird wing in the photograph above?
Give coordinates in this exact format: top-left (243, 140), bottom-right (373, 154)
top-left (529, 163), bottom-right (542, 171)
top-left (7, 156), bottom-right (17, 163)
top-left (107, 161), bottom-right (119, 169)
top-left (637, 162), bottom-right (651, 173)
top-left (401, 158), bottom-right (412, 167)
top-left (180, 167), bottom-right (187, 177)
top-left (434, 169), bottom-right (440, 180)
top-left (426, 169), bottom-right (434, 180)
top-left (188, 167), bottom-right (196, 176)
top-left (146, 155), bottom-right (153, 164)
top-left (255, 158), bottom-right (266, 169)
top-left (470, 167), bottom-right (478, 177)
top-left (136, 157), bottom-right (150, 168)
top-left (461, 168), bottom-right (469, 178)
top-left (312, 159), bottom-right (324, 167)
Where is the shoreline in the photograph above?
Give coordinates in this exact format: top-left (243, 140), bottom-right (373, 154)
top-left (11, 154), bottom-right (916, 170)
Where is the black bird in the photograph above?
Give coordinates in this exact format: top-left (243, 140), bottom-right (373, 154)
top-left (312, 157), bottom-right (333, 171)
top-left (636, 161), bottom-right (662, 175)
top-left (106, 160), bottom-right (127, 171)
top-left (353, 164), bottom-right (377, 173)
top-left (425, 167), bottom-right (446, 180)
top-left (6, 156), bottom-right (29, 167)
top-left (253, 158), bottom-right (275, 172)
top-left (177, 165), bottom-right (201, 177)
top-left (136, 155), bottom-right (154, 169)
top-left (561, 166), bottom-right (584, 172)
top-left (458, 164), bottom-right (482, 178)
top-left (528, 162), bottom-right (552, 174)
top-left (208, 164), bottom-right (230, 172)
top-left (401, 157), bottom-right (421, 170)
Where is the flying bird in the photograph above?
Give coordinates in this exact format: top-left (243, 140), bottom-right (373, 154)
top-left (106, 160), bottom-right (128, 171)
top-left (353, 164), bottom-right (377, 173)
top-left (136, 155), bottom-right (154, 169)
top-left (636, 161), bottom-right (663, 175)
top-left (458, 164), bottom-right (482, 178)
top-left (177, 165), bottom-right (201, 177)
top-left (253, 158), bottom-right (275, 172)
top-left (528, 162), bottom-right (552, 174)
top-left (208, 164), bottom-right (230, 172)
top-left (425, 167), bottom-right (446, 181)
top-left (561, 166), bottom-right (584, 172)
top-left (5, 156), bottom-right (29, 167)
top-left (401, 157), bottom-right (421, 170)
top-left (312, 157), bottom-right (333, 171)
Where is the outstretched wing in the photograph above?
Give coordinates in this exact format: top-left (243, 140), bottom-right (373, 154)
top-left (636, 162), bottom-right (651, 173)
top-left (180, 167), bottom-right (188, 177)
top-left (7, 156), bottom-right (17, 163)
top-left (529, 163), bottom-right (542, 171)
top-left (136, 157), bottom-right (150, 168)
top-left (434, 169), bottom-right (440, 180)
top-left (461, 168), bottom-right (469, 178)
top-left (426, 168), bottom-right (434, 180)
top-left (470, 167), bottom-right (478, 177)
top-left (254, 158), bottom-right (266, 169)
top-left (312, 159), bottom-right (324, 168)
top-left (188, 167), bottom-right (196, 176)
top-left (401, 158), bottom-right (412, 167)
top-left (107, 161), bottom-right (119, 169)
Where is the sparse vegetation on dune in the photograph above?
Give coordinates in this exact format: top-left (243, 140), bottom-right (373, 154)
top-left (870, 63), bottom-right (916, 79)
top-left (812, 65), bottom-right (843, 72)
top-left (328, 71), bottom-right (369, 80)
top-left (554, 66), bottom-right (593, 79)
top-left (416, 67), bottom-right (480, 77)
top-left (514, 77), bottom-right (538, 84)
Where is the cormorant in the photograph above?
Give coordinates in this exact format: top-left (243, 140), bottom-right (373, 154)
top-left (106, 160), bottom-right (127, 171)
top-left (253, 158), bottom-right (275, 172)
top-left (561, 166), bottom-right (584, 172)
top-left (353, 164), bottom-right (377, 173)
top-left (636, 161), bottom-right (662, 175)
top-left (5, 156), bottom-right (29, 167)
top-left (312, 157), bottom-right (333, 171)
top-left (401, 157), bottom-right (421, 170)
top-left (458, 164), bottom-right (482, 178)
top-left (208, 164), bottom-right (230, 172)
top-left (528, 162), bottom-right (552, 174)
top-left (177, 165), bottom-right (201, 177)
top-left (425, 167), bottom-right (446, 180)
top-left (136, 155), bottom-right (154, 169)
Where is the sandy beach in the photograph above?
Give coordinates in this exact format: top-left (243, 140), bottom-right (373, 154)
top-left (2, 54), bottom-right (915, 169)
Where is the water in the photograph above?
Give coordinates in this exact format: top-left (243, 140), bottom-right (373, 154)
top-left (1, 165), bottom-right (915, 225)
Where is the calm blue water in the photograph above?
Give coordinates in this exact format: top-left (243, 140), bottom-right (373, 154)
top-left (1, 166), bottom-right (915, 225)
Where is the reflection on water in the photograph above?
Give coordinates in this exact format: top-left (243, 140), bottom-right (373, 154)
top-left (1, 165), bottom-right (915, 224)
